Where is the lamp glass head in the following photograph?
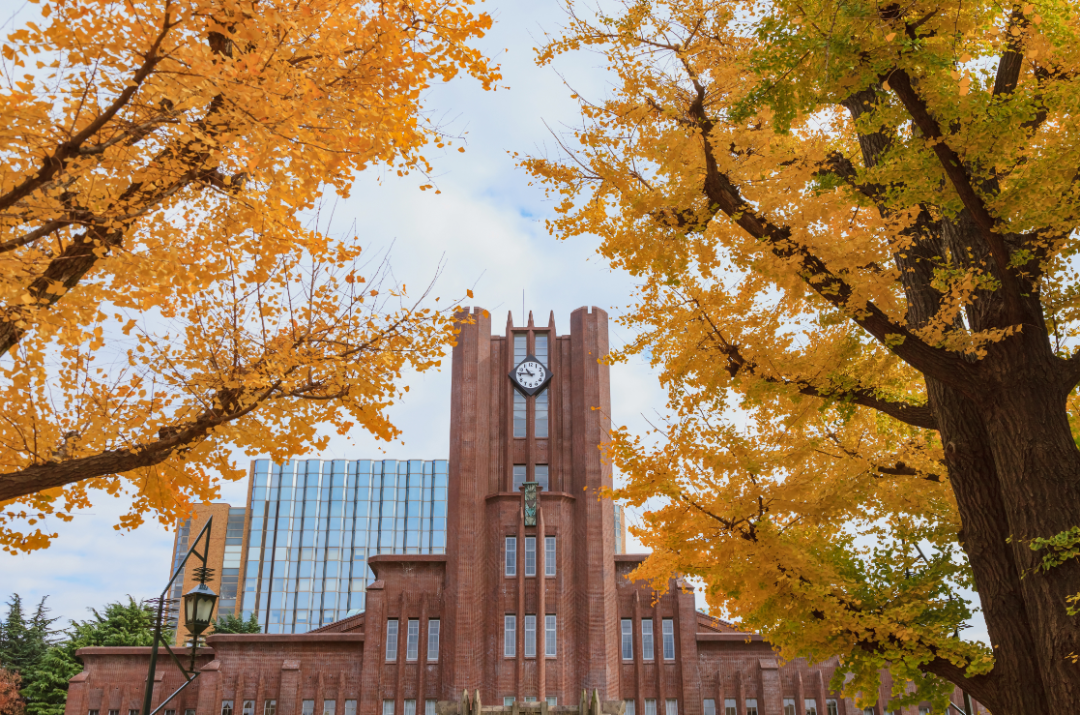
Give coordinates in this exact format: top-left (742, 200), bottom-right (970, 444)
top-left (183, 582), bottom-right (218, 636)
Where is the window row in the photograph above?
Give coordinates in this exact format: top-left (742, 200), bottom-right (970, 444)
top-left (512, 389), bottom-right (549, 439)
top-left (220, 703), bottom-right (281, 715)
top-left (505, 536), bottom-right (557, 577)
top-left (620, 618), bottom-right (676, 661)
top-left (381, 700), bottom-right (438, 715)
top-left (503, 614), bottom-right (558, 657)
top-left (385, 618), bottom-right (440, 661)
top-left (511, 465), bottom-right (549, 491)
top-left (623, 700), bottom-right (679, 715)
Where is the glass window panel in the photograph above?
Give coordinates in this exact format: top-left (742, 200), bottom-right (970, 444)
top-left (783, 701), bottom-right (795, 715)
top-left (621, 619), bottom-right (633, 660)
top-left (703, 702), bottom-right (715, 715)
top-left (525, 536), bottom-right (536, 576)
top-left (745, 701), bottom-right (758, 715)
top-left (514, 334), bottom-right (527, 363)
top-left (323, 703), bottom-right (335, 715)
top-left (524, 614), bottom-right (536, 657)
top-left (535, 334), bottom-right (548, 366)
top-left (385, 619), bottom-right (398, 660)
top-left (406, 619), bottom-right (419, 661)
top-left (302, 703), bottom-right (314, 715)
top-left (404, 703), bottom-right (416, 715)
top-left (545, 615), bottom-right (556, 657)
top-left (662, 619), bottom-right (675, 660)
top-left (805, 701), bottom-right (818, 715)
top-left (625, 703), bottom-right (635, 715)
top-left (504, 615), bottom-right (516, 657)
top-left (513, 392), bottom-right (527, 438)
top-left (505, 537), bottom-right (517, 576)
top-left (427, 619), bottom-right (440, 661)
top-left (645, 702), bottom-right (656, 715)
top-left (827, 702), bottom-right (839, 715)
top-left (665, 702), bottom-right (677, 715)
top-left (535, 390), bottom-right (548, 438)
top-left (545, 537), bottom-right (556, 576)
top-left (534, 464), bottom-right (549, 491)
top-left (382, 703), bottom-right (394, 715)
top-left (642, 619), bottom-right (654, 660)
top-left (425, 703), bottom-right (436, 715)
top-left (724, 701), bottom-right (736, 715)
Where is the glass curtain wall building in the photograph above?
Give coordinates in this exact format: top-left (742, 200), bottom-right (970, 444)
top-left (243, 459), bottom-right (449, 634)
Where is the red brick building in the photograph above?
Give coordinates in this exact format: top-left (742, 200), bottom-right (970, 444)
top-left (65, 307), bottom-right (981, 715)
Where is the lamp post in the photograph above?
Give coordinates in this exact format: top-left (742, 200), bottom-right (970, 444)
top-left (140, 517), bottom-right (217, 715)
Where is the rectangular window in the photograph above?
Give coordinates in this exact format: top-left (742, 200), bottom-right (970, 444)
top-left (513, 393), bottom-right (527, 438)
top-left (425, 702), bottom-right (436, 715)
top-left (505, 536), bottom-right (517, 576)
top-left (385, 619), bottom-right (399, 660)
top-left (323, 703), bottom-right (336, 715)
top-left (662, 618), bottom-right (675, 660)
top-left (165, 710), bottom-right (175, 715)
top-left (545, 614), bottom-right (557, 656)
top-left (917, 709), bottom-right (929, 715)
top-left (222, 702), bottom-right (234, 715)
top-left (535, 334), bottom-right (548, 366)
top-left (404, 701), bottom-right (416, 715)
top-left (827, 703), bottom-right (839, 715)
top-left (524, 614), bottom-right (537, 657)
top-left (525, 536), bottom-right (536, 576)
top-left (805, 700), bottom-right (818, 715)
top-left (535, 391), bottom-right (549, 439)
top-left (503, 700), bottom-right (514, 708)
top-left (513, 464), bottom-right (527, 490)
top-left (89, 711), bottom-right (99, 715)
top-left (703, 701), bottom-right (715, 715)
top-left (545, 537), bottom-right (556, 576)
top-left (382, 702), bottom-right (394, 715)
top-left (427, 619), bottom-right (440, 660)
top-left (535, 464), bottom-right (549, 491)
top-left (265, 702), bottom-right (277, 715)
top-left (723, 701), bottom-right (736, 715)
top-left (345, 703), bottom-right (356, 715)
top-left (244, 702), bottom-right (255, 715)
top-left (514, 334), bottom-right (527, 363)
top-left (625, 703), bottom-right (635, 715)
top-left (504, 615), bottom-right (516, 657)
top-left (665, 701), bottom-right (677, 715)
top-left (645, 701), bottom-right (657, 715)
top-left (783, 700), bottom-right (796, 715)
top-left (621, 619), bottom-right (633, 660)
top-left (546, 699), bottom-right (557, 708)
top-left (129, 710), bottom-right (140, 715)
top-left (186, 710), bottom-right (196, 715)
top-left (745, 700), bottom-right (758, 715)
top-left (302, 703), bottom-right (314, 715)
top-left (406, 618), bottom-right (419, 660)
top-left (641, 619), bottom-right (655, 660)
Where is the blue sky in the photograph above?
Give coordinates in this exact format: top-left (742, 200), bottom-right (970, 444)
top-left (0, 0), bottom-right (670, 627)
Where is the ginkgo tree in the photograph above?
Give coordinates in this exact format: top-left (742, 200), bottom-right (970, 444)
top-left (0, 0), bottom-right (496, 552)
top-left (524, 0), bottom-right (1080, 712)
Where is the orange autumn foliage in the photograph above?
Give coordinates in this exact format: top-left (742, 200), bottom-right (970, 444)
top-left (0, 0), bottom-right (497, 551)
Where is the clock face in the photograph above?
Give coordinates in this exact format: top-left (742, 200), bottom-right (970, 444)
top-left (509, 354), bottom-right (552, 396)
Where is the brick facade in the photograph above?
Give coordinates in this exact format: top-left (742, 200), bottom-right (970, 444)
top-left (66, 307), bottom-right (982, 715)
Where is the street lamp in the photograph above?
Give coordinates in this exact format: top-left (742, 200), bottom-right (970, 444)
top-left (141, 517), bottom-right (216, 715)
top-left (183, 581), bottom-right (218, 638)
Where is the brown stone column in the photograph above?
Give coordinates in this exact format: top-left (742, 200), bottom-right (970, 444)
top-left (359, 581), bottom-right (387, 715)
top-left (517, 500), bottom-right (526, 701)
top-left (537, 506), bottom-right (546, 703)
top-left (569, 307), bottom-right (619, 699)
top-left (675, 582), bottom-right (702, 715)
top-left (444, 307), bottom-right (493, 697)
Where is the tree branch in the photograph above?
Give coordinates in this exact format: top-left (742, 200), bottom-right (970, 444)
top-left (680, 75), bottom-right (974, 388)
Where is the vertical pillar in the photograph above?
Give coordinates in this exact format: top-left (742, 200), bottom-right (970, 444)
top-left (444, 307), bottom-right (493, 698)
top-left (633, 593), bottom-right (643, 715)
top-left (569, 307), bottom-right (619, 698)
top-left (197, 662), bottom-right (222, 715)
top-left (759, 660), bottom-right (781, 715)
top-left (675, 581), bottom-right (702, 715)
top-left (538, 506), bottom-right (547, 702)
top-left (359, 582), bottom-right (387, 715)
top-left (517, 503), bottom-right (526, 701)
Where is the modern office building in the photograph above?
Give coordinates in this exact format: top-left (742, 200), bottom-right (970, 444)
top-left (68, 307), bottom-right (981, 715)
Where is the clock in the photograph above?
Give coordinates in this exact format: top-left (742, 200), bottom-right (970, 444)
top-left (509, 354), bottom-right (552, 396)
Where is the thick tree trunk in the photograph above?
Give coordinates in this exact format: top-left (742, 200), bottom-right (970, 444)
top-left (974, 342), bottom-right (1080, 710)
top-left (927, 377), bottom-right (1049, 713)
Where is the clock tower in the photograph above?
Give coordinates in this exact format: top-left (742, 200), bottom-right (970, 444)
top-left (442, 306), bottom-right (621, 703)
